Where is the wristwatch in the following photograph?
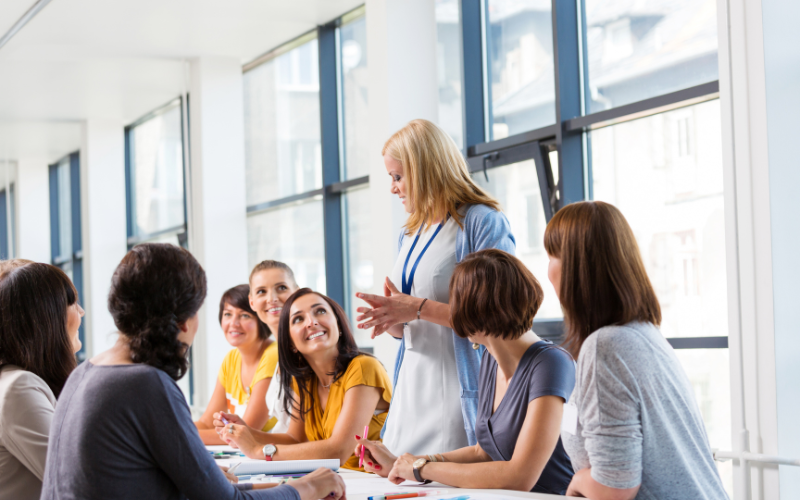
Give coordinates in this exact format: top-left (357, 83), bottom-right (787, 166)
top-left (262, 444), bottom-right (277, 461)
top-left (412, 457), bottom-right (432, 484)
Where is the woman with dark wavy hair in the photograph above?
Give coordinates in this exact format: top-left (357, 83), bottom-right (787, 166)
top-left (214, 288), bottom-right (392, 471)
top-left (40, 244), bottom-right (344, 500)
top-left (0, 262), bottom-right (83, 500)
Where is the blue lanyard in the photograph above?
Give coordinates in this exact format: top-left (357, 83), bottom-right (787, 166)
top-left (402, 221), bottom-right (445, 295)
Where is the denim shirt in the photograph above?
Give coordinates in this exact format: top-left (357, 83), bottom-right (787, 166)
top-left (384, 204), bottom-right (516, 445)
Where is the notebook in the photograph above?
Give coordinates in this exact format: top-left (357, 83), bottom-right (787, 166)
top-left (228, 459), bottom-right (340, 476)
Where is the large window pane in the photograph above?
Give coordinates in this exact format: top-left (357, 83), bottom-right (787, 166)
top-left (473, 161), bottom-right (562, 319)
top-left (487, 0), bottom-right (556, 140)
top-left (339, 15), bottom-right (370, 180)
top-left (246, 198), bottom-right (326, 294)
top-left (343, 187), bottom-right (373, 347)
top-left (129, 103), bottom-right (185, 237)
top-left (55, 157), bottom-right (72, 260)
top-left (436, 0), bottom-right (464, 149)
top-left (591, 99), bottom-right (727, 338)
top-left (244, 38), bottom-right (322, 205)
top-left (584, 0), bottom-right (719, 113)
top-left (673, 348), bottom-right (732, 496)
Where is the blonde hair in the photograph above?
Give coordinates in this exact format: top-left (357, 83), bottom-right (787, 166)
top-left (0, 259), bottom-right (34, 283)
top-left (248, 260), bottom-right (297, 288)
top-left (382, 119), bottom-right (500, 235)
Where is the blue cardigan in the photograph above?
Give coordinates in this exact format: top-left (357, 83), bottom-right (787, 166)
top-left (384, 204), bottom-right (516, 445)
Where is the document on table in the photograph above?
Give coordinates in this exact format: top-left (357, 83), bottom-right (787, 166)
top-left (230, 459), bottom-right (340, 476)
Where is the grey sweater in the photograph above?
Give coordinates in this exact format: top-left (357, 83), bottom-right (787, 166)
top-left (41, 361), bottom-right (300, 500)
top-left (561, 322), bottom-right (728, 499)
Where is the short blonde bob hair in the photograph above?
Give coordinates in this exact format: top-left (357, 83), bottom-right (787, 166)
top-left (382, 119), bottom-right (500, 235)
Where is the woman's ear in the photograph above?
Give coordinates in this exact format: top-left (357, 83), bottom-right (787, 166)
top-left (178, 321), bottom-right (189, 333)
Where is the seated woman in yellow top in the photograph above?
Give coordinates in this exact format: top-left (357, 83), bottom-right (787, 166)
top-left (194, 285), bottom-right (278, 444)
top-left (214, 288), bottom-right (391, 470)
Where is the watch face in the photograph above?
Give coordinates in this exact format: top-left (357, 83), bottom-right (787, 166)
top-left (263, 444), bottom-right (277, 456)
top-left (413, 458), bottom-right (427, 469)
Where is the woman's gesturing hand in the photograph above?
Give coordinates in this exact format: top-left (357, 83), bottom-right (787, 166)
top-left (354, 435), bottom-right (397, 477)
top-left (387, 453), bottom-right (419, 485)
top-left (290, 468), bottom-right (347, 500)
top-left (356, 277), bottom-right (422, 338)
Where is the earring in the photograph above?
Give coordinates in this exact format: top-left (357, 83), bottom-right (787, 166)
top-left (472, 343), bottom-right (480, 350)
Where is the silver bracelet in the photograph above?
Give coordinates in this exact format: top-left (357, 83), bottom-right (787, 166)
top-left (417, 298), bottom-right (428, 321)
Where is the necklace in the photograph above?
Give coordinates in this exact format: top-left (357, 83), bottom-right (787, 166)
top-left (320, 379), bottom-right (332, 389)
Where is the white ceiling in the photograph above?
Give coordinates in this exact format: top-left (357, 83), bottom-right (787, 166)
top-left (0, 0), bottom-right (362, 161)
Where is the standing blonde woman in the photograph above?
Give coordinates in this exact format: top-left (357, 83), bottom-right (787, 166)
top-left (356, 119), bottom-right (515, 455)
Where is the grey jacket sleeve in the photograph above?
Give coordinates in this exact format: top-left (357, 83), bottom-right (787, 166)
top-left (0, 372), bottom-right (56, 481)
top-left (578, 332), bottom-right (644, 489)
top-left (145, 371), bottom-right (300, 500)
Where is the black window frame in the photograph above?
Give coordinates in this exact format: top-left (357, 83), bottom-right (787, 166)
top-left (49, 152), bottom-right (87, 361)
top-left (124, 96), bottom-right (189, 250)
top-left (242, 6), bottom-right (369, 318)
top-left (459, 0), bottom-right (725, 349)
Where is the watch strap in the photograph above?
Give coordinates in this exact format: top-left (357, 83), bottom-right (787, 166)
top-left (412, 463), bottom-right (431, 484)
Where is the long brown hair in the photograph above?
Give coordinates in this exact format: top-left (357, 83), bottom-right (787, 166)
top-left (277, 288), bottom-right (363, 417)
top-left (383, 119), bottom-right (501, 235)
top-left (544, 201), bottom-right (661, 357)
top-left (0, 263), bottom-right (79, 397)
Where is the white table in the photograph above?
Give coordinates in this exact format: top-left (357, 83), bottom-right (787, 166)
top-left (207, 446), bottom-right (569, 499)
top-left (336, 469), bottom-right (569, 500)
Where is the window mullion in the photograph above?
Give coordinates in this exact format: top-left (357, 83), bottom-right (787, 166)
top-left (319, 22), bottom-right (345, 307)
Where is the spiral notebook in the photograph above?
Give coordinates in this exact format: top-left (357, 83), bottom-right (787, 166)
top-left (228, 459), bottom-right (340, 476)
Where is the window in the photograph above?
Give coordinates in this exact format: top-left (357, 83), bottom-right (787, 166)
top-left (436, 0), bottom-right (465, 149)
top-left (125, 98), bottom-right (187, 247)
top-left (473, 160), bottom-right (561, 319)
top-left (49, 153), bottom-right (86, 361)
top-left (342, 186), bottom-right (373, 345)
top-left (244, 34), bottom-right (322, 206)
top-left (247, 198), bottom-right (327, 293)
top-left (0, 161), bottom-right (16, 260)
top-left (487, 0), bottom-right (556, 140)
top-left (459, 0), bottom-right (729, 492)
top-left (584, 0), bottom-right (719, 112)
top-left (338, 12), bottom-right (369, 181)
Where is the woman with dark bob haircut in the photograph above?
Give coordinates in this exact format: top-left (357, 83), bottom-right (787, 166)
top-left (40, 244), bottom-right (344, 500)
top-left (544, 201), bottom-right (726, 500)
top-left (195, 284), bottom-right (279, 444)
top-left (214, 288), bottom-right (392, 471)
top-left (355, 249), bottom-right (576, 494)
top-left (0, 262), bottom-right (84, 500)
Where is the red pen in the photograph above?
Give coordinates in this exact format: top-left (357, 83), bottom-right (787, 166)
top-left (358, 424), bottom-right (369, 467)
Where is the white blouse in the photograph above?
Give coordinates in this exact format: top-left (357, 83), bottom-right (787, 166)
top-left (382, 218), bottom-right (469, 455)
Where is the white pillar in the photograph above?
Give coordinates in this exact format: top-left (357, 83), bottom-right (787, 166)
top-left (16, 157), bottom-right (51, 263)
top-left (188, 56), bottom-right (250, 406)
top-left (760, 0), bottom-right (800, 496)
top-left (365, 0), bottom-right (440, 371)
top-left (80, 119), bottom-right (128, 357)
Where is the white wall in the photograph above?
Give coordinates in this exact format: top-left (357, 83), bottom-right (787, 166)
top-left (188, 56), bottom-right (250, 406)
top-left (81, 119), bottom-right (128, 356)
top-left (760, 0), bottom-right (800, 495)
top-left (365, 0), bottom-right (440, 372)
top-left (16, 158), bottom-right (51, 263)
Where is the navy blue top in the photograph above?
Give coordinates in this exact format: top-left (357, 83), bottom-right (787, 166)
top-left (476, 341), bottom-right (576, 495)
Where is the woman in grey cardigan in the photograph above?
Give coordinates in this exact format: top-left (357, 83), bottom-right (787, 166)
top-left (544, 201), bottom-right (727, 500)
top-left (0, 261), bottom-right (84, 500)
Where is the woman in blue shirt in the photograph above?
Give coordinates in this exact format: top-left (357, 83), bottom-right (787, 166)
top-left (356, 249), bottom-right (575, 494)
top-left (356, 119), bottom-right (515, 455)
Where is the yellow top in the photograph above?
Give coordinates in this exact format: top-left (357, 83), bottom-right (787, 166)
top-left (293, 355), bottom-right (392, 470)
top-left (218, 341), bottom-right (279, 432)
